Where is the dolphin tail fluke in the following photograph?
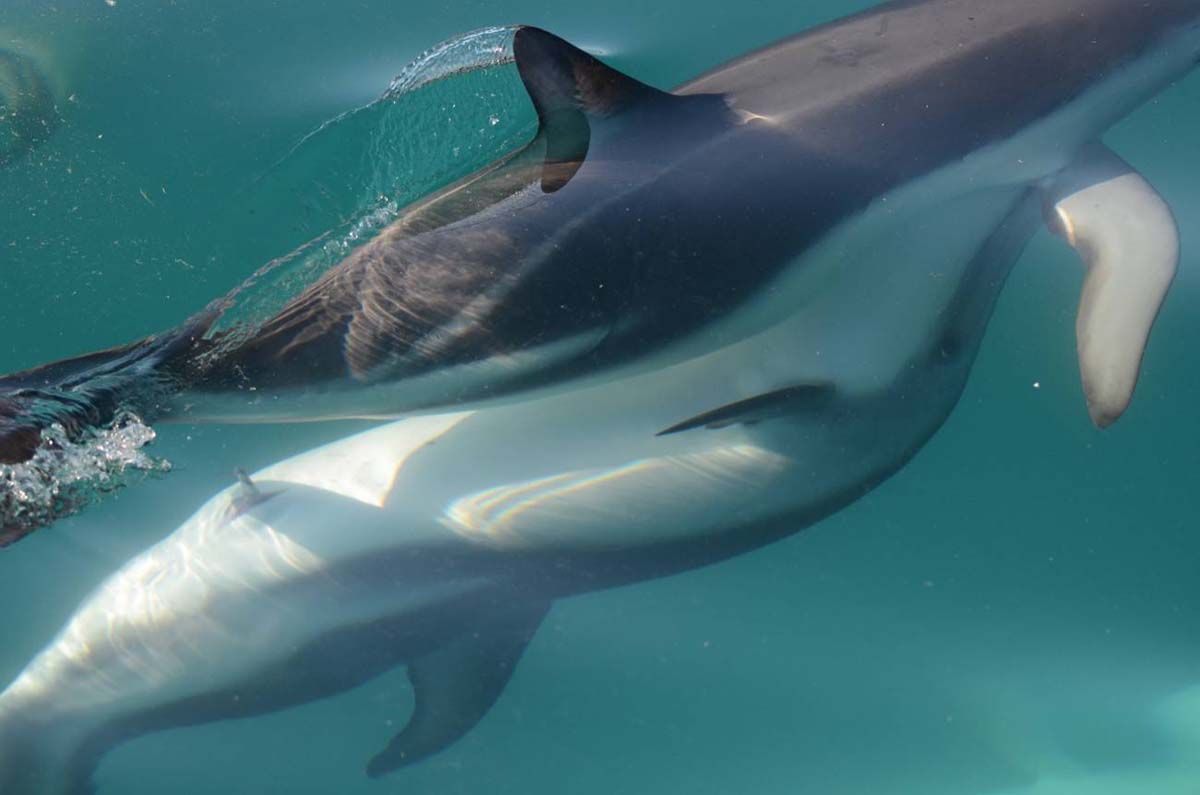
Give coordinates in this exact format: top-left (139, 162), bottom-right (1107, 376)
top-left (366, 601), bottom-right (550, 777)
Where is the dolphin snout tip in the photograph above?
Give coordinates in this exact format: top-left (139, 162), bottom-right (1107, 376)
top-left (1089, 406), bottom-right (1119, 429)
top-left (1085, 388), bottom-right (1129, 429)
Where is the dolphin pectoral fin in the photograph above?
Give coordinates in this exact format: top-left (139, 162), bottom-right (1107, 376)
top-left (1045, 145), bottom-right (1179, 428)
top-left (365, 601), bottom-right (550, 777)
top-left (657, 382), bottom-right (837, 436)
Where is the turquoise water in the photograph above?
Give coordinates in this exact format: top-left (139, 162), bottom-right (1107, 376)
top-left (2, 1), bottom-right (1200, 793)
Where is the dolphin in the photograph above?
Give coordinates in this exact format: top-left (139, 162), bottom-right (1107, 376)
top-left (1, 0), bottom-right (1199, 788)
top-left (0, 43), bottom-right (59, 168)
top-left (973, 683), bottom-right (1200, 794)
top-left (1, 0), bottom-right (1193, 544)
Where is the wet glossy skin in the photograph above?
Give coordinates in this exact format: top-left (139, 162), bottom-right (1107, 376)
top-left (1, 2), bottom-right (1199, 456)
top-left (3, 3), bottom-right (1200, 791)
top-left (183, 2), bottom-right (1200, 414)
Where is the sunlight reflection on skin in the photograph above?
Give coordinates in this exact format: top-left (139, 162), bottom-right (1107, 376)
top-left (5, 413), bottom-right (480, 713)
top-left (3, 413), bottom-right (798, 718)
top-left (442, 443), bottom-right (791, 548)
top-left (8, 504), bottom-right (320, 711)
top-left (253, 412), bottom-right (473, 507)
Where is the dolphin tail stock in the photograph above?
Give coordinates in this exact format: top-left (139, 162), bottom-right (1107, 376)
top-left (0, 309), bottom-right (217, 468)
top-left (0, 707), bottom-right (91, 795)
top-left (0, 712), bottom-right (40, 795)
top-left (0, 310), bottom-right (219, 547)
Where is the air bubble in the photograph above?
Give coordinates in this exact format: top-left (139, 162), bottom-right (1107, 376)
top-left (1, 412), bottom-right (169, 545)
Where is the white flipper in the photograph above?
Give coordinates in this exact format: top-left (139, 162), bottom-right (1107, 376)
top-left (1045, 145), bottom-right (1179, 427)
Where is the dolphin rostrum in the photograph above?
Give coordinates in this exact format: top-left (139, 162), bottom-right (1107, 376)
top-left (1, 0), bottom-right (1198, 789)
top-left (1, 1), bottom-right (1192, 543)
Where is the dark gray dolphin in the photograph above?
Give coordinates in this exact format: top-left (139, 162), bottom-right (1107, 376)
top-left (1, 1), bottom-right (1191, 475)
top-left (1, 1), bottom-right (1198, 789)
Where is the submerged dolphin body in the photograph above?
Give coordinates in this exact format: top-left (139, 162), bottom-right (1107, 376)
top-left (0, 2), bottom-right (1191, 516)
top-left (0, 44), bottom-right (59, 168)
top-left (2, 0), bottom-right (1199, 790)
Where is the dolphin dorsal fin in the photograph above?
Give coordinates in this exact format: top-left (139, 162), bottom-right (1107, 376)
top-left (513, 26), bottom-right (666, 120)
top-left (512, 27), bottom-right (669, 192)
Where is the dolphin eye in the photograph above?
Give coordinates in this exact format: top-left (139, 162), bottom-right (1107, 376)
top-left (937, 334), bottom-right (963, 362)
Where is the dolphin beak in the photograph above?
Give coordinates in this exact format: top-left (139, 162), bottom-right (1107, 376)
top-left (1047, 147), bottom-right (1179, 428)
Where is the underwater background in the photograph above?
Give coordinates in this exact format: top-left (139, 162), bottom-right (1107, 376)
top-left (2, 1), bottom-right (1200, 793)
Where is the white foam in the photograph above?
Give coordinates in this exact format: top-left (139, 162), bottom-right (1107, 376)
top-left (0, 412), bottom-right (169, 543)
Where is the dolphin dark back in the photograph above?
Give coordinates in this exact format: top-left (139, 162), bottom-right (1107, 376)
top-left (681, 0), bottom-right (1200, 192)
top-left (226, 1), bottom-right (1200, 401)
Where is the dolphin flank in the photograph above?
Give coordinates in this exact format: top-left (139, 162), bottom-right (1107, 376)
top-left (1, 1), bottom-right (1197, 790)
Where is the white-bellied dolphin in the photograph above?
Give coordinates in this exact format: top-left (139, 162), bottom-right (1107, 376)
top-left (1, 0), bottom-right (1198, 787)
top-left (1, 0), bottom-right (1193, 543)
